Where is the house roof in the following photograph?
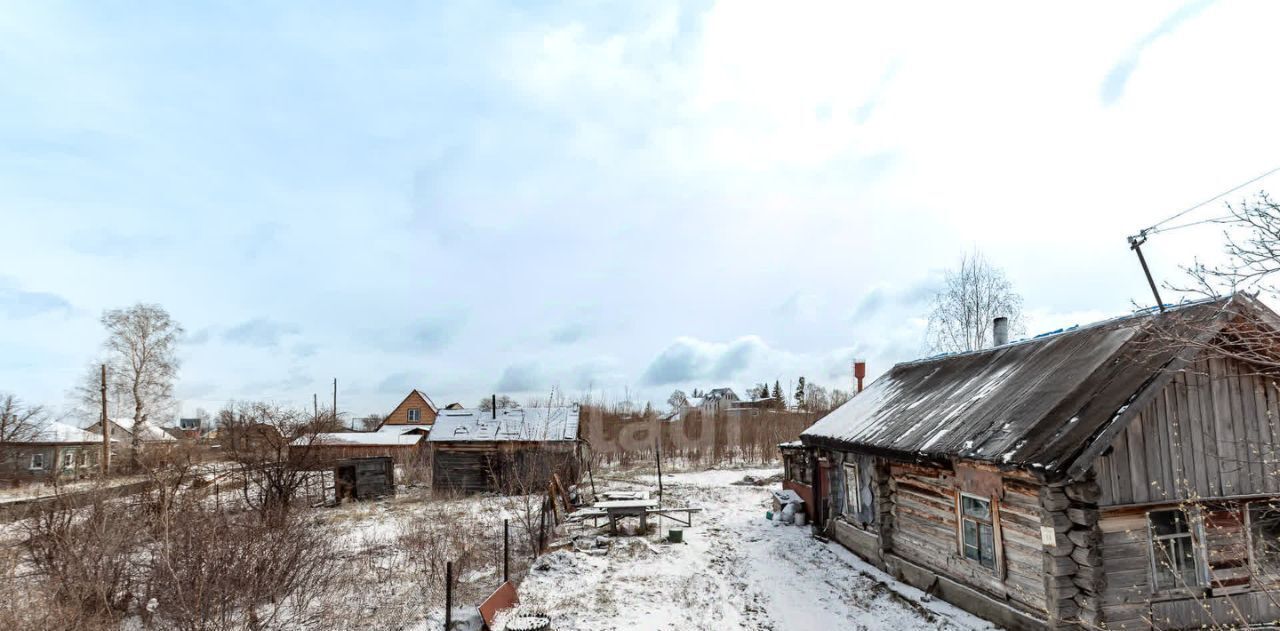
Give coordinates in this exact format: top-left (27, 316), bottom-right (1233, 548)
top-left (293, 432), bottom-right (424, 447)
top-left (102, 418), bottom-right (177, 442)
top-left (29, 422), bottom-right (107, 444)
top-left (705, 388), bottom-right (739, 401)
top-left (427, 405), bottom-right (580, 443)
top-left (801, 295), bottom-right (1260, 480)
top-left (412, 389), bottom-right (439, 413)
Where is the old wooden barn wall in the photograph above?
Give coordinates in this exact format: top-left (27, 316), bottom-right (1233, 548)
top-left (884, 462), bottom-right (1048, 616)
top-left (431, 442), bottom-right (579, 494)
top-left (1097, 504), bottom-right (1280, 629)
top-left (1094, 357), bottom-right (1280, 506)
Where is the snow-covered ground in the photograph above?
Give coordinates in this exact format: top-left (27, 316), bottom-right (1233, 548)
top-left (517, 467), bottom-right (1001, 630)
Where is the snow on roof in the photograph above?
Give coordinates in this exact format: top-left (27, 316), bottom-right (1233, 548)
top-left (777, 440), bottom-right (803, 449)
top-left (293, 432), bottom-right (424, 447)
top-left (28, 422), bottom-right (106, 444)
top-left (427, 405), bottom-right (580, 443)
top-left (108, 418), bottom-right (177, 441)
top-left (412, 389), bottom-right (439, 413)
top-left (802, 296), bottom-right (1250, 475)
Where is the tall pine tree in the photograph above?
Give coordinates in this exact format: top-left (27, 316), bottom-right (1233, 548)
top-left (794, 376), bottom-right (806, 410)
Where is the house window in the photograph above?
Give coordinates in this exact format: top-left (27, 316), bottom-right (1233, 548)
top-left (960, 494), bottom-right (997, 569)
top-left (844, 463), bottom-right (861, 516)
top-left (29, 453), bottom-right (45, 470)
top-left (1149, 509), bottom-right (1201, 591)
top-left (1248, 501), bottom-right (1280, 578)
top-left (62, 452), bottom-right (74, 469)
top-left (407, 408), bottom-right (421, 422)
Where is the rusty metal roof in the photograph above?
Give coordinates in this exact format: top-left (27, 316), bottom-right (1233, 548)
top-left (801, 295), bottom-right (1258, 479)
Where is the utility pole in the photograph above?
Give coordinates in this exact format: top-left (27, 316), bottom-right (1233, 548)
top-left (100, 364), bottom-right (110, 476)
top-left (332, 378), bottom-right (337, 424)
top-left (1128, 232), bottom-right (1166, 312)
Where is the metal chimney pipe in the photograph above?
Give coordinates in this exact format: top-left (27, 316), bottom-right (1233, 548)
top-left (993, 317), bottom-right (1010, 347)
top-left (853, 359), bottom-right (867, 393)
top-left (492, 394), bottom-right (497, 419)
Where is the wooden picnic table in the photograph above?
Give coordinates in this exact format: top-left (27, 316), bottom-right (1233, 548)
top-left (592, 498), bottom-right (660, 533)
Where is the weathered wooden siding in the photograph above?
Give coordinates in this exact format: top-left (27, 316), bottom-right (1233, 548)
top-left (887, 462), bottom-right (1047, 616)
top-left (431, 442), bottom-right (579, 494)
top-left (1095, 357), bottom-right (1280, 506)
top-left (1098, 504), bottom-right (1275, 630)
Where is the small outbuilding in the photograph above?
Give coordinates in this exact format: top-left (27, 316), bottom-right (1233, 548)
top-left (428, 405), bottom-right (581, 494)
top-left (291, 428), bottom-right (426, 467)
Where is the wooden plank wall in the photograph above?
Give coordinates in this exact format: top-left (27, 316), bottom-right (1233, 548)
top-left (1094, 357), bottom-right (1280, 506)
top-left (886, 462), bottom-right (1048, 616)
top-left (1098, 505), bottom-right (1268, 629)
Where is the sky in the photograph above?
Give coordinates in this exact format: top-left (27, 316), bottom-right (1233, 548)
top-left (3, 0), bottom-right (1280, 422)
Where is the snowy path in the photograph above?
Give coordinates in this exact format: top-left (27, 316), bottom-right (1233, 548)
top-left (517, 468), bottom-right (1001, 631)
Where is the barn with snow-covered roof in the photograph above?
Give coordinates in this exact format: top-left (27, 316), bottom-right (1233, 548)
top-left (795, 294), bottom-right (1280, 630)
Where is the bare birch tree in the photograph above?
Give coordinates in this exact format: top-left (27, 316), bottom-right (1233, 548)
top-left (99, 304), bottom-right (183, 469)
top-left (926, 250), bottom-right (1024, 353)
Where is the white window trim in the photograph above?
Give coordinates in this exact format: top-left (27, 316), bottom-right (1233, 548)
top-left (62, 451), bottom-right (75, 469)
top-left (407, 408), bottom-right (421, 422)
top-left (29, 453), bottom-right (45, 470)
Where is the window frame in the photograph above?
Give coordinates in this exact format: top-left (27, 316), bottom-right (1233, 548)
top-left (1246, 500), bottom-right (1280, 582)
top-left (1146, 508), bottom-right (1206, 594)
top-left (29, 453), bottom-right (45, 470)
top-left (407, 408), bottom-right (421, 422)
top-left (843, 462), bottom-right (861, 517)
top-left (957, 492), bottom-right (1000, 572)
top-left (61, 451), bottom-right (75, 470)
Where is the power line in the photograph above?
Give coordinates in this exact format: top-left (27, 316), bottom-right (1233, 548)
top-left (1144, 165), bottom-right (1280, 233)
top-left (1147, 214), bottom-right (1234, 235)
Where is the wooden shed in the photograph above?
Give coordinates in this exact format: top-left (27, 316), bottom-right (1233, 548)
top-left (799, 294), bottom-right (1280, 630)
top-left (428, 405), bottom-right (581, 494)
top-left (290, 428), bottom-right (426, 467)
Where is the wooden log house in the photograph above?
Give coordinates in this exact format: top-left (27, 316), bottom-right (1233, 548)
top-left (428, 404), bottom-right (582, 494)
top-left (795, 294), bottom-right (1280, 630)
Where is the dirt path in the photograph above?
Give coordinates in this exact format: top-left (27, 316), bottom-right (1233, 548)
top-left (516, 468), bottom-right (999, 631)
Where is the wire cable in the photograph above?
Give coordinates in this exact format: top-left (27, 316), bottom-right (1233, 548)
top-left (1143, 165), bottom-right (1280, 234)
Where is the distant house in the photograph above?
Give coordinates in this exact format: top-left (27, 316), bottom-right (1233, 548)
top-left (291, 427), bottom-right (426, 466)
top-left (0, 422), bottom-right (106, 481)
top-left (83, 418), bottom-right (178, 451)
top-left (428, 405), bottom-right (581, 494)
top-left (794, 295), bottom-right (1280, 630)
top-left (380, 390), bottom-right (439, 429)
top-left (701, 388), bottom-right (739, 415)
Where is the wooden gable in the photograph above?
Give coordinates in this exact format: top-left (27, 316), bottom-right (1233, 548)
top-left (1093, 355), bottom-right (1280, 506)
top-left (383, 390), bottom-right (438, 426)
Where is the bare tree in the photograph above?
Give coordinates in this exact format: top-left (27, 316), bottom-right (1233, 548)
top-left (99, 304), bottom-right (183, 469)
top-left (218, 401), bottom-right (323, 523)
top-left (478, 395), bottom-right (520, 412)
top-left (666, 389), bottom-right (689, 412)
top-left (0, 394), bottom-right (46, 469)
top-left (359, 414), bottom-right (387, 431)
top-left (926, 250), bottom-right (1024, 353)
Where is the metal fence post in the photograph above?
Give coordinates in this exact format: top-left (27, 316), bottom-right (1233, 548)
top-left (444, 560), bottom-right (453, 630)
top-left (503, 518), bottom-right (510, 583)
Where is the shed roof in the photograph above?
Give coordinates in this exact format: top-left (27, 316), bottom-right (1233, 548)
top-left (801, 295), bottom-right (1265, 479)
top-left (293, 432), bottom-right (423, 447)
top-left (28, 422), bottom-right (107, 444)
top-left (427, 405), bottom-right (580, 443)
